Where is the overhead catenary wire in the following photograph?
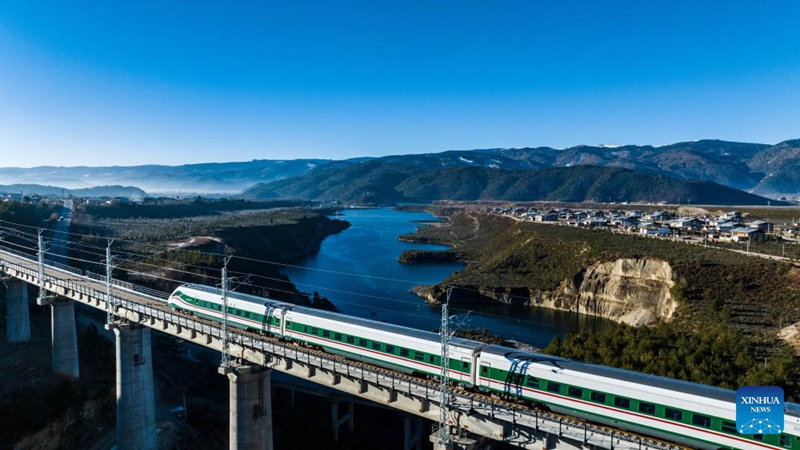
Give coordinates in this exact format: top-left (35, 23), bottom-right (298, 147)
top-left (0, 216), bottom-right (581, 338)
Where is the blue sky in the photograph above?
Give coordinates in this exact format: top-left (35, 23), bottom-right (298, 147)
top-left (1, 1), bottom-right (798, 167)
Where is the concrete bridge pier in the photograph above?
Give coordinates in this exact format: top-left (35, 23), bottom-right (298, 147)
top-left (110, 322), bottom-right (157, 450)
top-left (220, 364), bottom-right (273, 450)
top-left (5, 280), bottom-right (31, 343)
top-left (331, 400), bottom-right (354, 442)
top-left (430, 427), bottom-right (489, 450)
top-left (50, 297), bottom-right (79, 378)
top-left (403, 415), bottom-right (423, 450)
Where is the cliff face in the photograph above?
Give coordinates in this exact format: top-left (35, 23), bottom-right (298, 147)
top-left (417, 258), bottom-right (677, 327)
top-left (561, 258), bottom-right (676, 326)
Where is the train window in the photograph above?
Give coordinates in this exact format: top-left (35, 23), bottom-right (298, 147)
top-left (753, 434), bottom-right (763, 441)
top-left (691, 414), bottom-right (711, 428)
top-left (400, 348), bottom-right (410, 357)
top-left (371, 342), bottom-right (381, 351)
top-left (614, 397), bottom-right (630, 409)
top-left (525, 376), bottom-right (538, 387)
top-left (311, 327), bottom-right (319, 335)
top-left (590, 392), bottom-right (606, 403)
top-left (664, 408), bottom-right (682, 421)
top-left (638, 402), bottom-right (655, 415)
top-left (481, 366), bottom-right (489, 374)
top-left (568, 387), bottom-right (583, 398)
top-left (322, 330), bottom-right (330, 338)
top-left (462, 361), bottom-right (469, 370)
top-left (546, 382), bottom-right (561, 393)
top-left (781, 435), bottom-right (792, 448)
top-left (413, 352), bottom-right (425, 361)
top-left (429, 355), bottom-right (436, 364)
top-left (359, 338), bottom-right (368, 347)
top-left (346, 336), bottom-right (355, 344)
top-left (721, 421), bottom-right (737, 434)
top-left (386, 345), bottom-right (395, 354)
top-left (334, 333), bottom-right (342, 341)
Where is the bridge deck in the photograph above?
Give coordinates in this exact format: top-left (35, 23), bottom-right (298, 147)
top-left (0, 247), bottom-right (687, 450)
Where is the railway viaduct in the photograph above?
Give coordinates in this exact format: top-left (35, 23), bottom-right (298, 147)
top-left (0, 246), bottom-right (686, 450)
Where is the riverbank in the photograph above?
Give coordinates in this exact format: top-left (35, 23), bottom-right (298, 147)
top-left (394, 205), bottom-right (800, 399)
top-left (70, 203), bottom-right (350, 310)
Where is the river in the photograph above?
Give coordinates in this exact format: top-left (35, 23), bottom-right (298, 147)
top-left (283, 208), bottom-right (612, 348)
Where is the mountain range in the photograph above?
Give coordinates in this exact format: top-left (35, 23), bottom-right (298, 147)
top-left (1, 139), bottom-right (799, 205)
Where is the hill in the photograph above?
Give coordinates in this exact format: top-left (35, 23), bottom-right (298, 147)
top-left (0, 159), bottom-right (336, 194)
top-left (244, 162), bottom-right (783, 206)
top-left (748, 139), bottom-right (800, 195)
top-left (0, 184), bottom-right (147, 199)
top-left (2, 139), bottom-right (799, 197)
top-left (406, 209), bottom-right (800, 399)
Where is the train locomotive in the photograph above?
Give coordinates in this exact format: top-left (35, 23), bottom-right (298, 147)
top-left (168, 283), bottom-right (800, 450)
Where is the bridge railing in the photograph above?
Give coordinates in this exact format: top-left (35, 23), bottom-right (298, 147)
top-left (43, 257), bottom-right (83, 275)
top-left (0, 247), bottom-right (680, 450)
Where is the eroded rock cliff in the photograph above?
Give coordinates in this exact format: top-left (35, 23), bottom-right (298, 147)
top-left (415, 258), bottom-right (677, 326)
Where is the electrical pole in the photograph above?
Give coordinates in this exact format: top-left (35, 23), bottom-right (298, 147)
top-left (37, 230), bottom-right (47, 305)
top-left (105, 240), bottom-right (115, 324)
top-left (220, 256), bottom-right (232, 369)
top-left (438, 287), bottom-right (453, 446)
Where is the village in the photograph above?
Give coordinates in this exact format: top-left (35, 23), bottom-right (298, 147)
top-left (489, 205), bottom-right (800, 248)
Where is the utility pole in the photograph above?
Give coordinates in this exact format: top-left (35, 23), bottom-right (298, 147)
top-left (437, 287), bottom-right (453, 447)
top-left (220, 256), bottom-right (232, 369)
top-left (37, 230), bottom-right (47, 305)
top-left (105, 240), bottom-right (115, 324)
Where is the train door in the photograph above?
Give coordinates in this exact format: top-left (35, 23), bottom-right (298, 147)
top-left (284, 318), bottom-right (292, 340)
top-left (460, 357), bottom-right (471, 385)
top-left (479, 362), bottom-right (492, 389)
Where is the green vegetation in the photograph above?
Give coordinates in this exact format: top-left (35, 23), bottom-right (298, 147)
top-left (410, 208), bottom-right (800, 399)
top-left (0, 200), bottom-right (59, 228)
top-left (545, 323), bottom-right (800, 401)
top-left (83, 198), bottom-right (313, 219)
top-left (245, 161), bottom-right (781, 206)
top-left (69, 202), bottom-right (348, 309)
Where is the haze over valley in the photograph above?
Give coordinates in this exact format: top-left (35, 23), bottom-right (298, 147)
top-left (2, 138), bottom-right (800, 206)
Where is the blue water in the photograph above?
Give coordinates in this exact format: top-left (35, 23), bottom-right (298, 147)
top-left (283, 208), bottom-right (611, 348)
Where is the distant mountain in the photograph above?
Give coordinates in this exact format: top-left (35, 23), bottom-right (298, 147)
top-left (244, 162), bottom-right (782, 206)
top-left (2, 139), bottom-right (799, 197)
top-left (748, 139), bottom-right (800, 195)
top-left (0, 159), bottom-right (337, 194)
top-left (0, 184), bottom-right (147, 198)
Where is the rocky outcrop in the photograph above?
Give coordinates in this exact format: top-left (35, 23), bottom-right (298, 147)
top-left (778, 322), bottom-right (800, 355)
top-left (398, 250), bottom-right (466, 263)
top-left (416, 258), bottom-right (677, 327)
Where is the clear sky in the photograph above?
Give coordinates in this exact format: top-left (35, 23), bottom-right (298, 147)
top-left (1, 1), bottom-right (798, 168)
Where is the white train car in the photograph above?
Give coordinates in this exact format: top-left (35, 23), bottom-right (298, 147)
top-left (476, 345), bottom-right (800, 449)
top-left (284, 306), bottom-right (486, 385)
top-left (168, 284), bottom-right (288, 336)
top-left (167, 284), bottom-right (800, 449)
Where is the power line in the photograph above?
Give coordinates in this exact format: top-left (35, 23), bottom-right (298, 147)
top-left (0, 216), bottom-right (588, 338)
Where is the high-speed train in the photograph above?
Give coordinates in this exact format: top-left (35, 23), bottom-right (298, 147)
top-left (168, 283), bottom-right (800, 449)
